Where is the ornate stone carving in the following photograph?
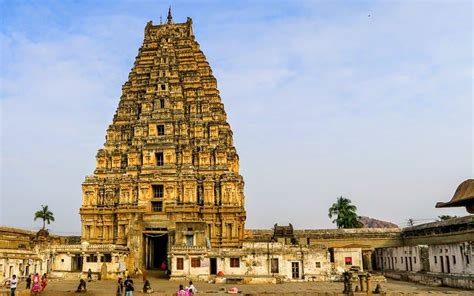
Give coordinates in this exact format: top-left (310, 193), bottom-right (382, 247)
top-left (80, 15), bottom-right (246, 259)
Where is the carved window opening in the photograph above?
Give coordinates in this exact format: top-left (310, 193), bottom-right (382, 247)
top-left (103, 254), bottom-right (112, 262)
top-left (152, 201), bottom-right (163, 212)
top-left (157, 125), bottom-right (165, 136)
top-left (160, 99), bottom-right (165, 108)
top-left (177, 258), bottom-right (184, 270)
top-left (87, 255), bottom-right (98, 263)
top-left (123, 157), bottom-right (128, 168)
top-left (226, 224), bottom-right (232, 239)
top-left (315, 261), bottom-right (321, 268)
top-left (434, 256), bottom-right (437, 264)
top-left (185, 235), bottom-right (194, 247)
top-left (86, 226), bottom-right (91, 239)
top-left (452, 255), bottom-right (456, 265)
top-left (191, 258), bottom-right (201, 268)
top-left (414, 257), bottom-right (416, 264)
top-left (230, 257), bottom-right (240, 268)
top-left (156, 152), bottom-right (164, 166)
top-left (271, 258), bottom-right (279, 273)
top-left (161, 84), bottom-right (166, 90)
top-left (152, 185), bottom-right (164, 198)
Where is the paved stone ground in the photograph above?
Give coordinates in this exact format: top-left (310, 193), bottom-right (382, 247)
top-left (1, 278), bottom-right (472, 295)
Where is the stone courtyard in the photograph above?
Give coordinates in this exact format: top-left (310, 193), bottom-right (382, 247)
top-left (1, 278), bottom-right (473, 296)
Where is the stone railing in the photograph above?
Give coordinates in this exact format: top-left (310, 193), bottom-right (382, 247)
top-left (51, 244), bottom-right (128, 252)
top-left (171, 245), bottom-right (206, 252)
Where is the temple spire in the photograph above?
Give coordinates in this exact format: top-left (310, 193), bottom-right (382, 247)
top-left (167, 6), bottom-right (173, 24)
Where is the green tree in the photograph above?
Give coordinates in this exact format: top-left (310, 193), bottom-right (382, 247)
top-left (34, 205), bottom-right (55, 230)
top-left (328, 196), bottom-right (362, 228)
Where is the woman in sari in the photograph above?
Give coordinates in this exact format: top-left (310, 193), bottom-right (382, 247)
top-left (31, 273), bottom-right (42, 294)
top-left (41, 273), bottom-right (48, 291)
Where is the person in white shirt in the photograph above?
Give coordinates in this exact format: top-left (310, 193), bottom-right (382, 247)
top-left (186, 281), bottom-right (197, 294)
top-left (10, 274), bottom-right (18, 296)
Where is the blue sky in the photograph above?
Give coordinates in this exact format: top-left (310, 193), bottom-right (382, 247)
top-left (1, 0), bottom-right (472, 235)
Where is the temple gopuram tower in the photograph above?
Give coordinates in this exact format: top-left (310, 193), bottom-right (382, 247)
top-left (80, 11), bottom-right (246, 269)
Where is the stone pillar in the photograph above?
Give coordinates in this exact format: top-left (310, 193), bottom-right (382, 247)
top-left (145, 236), bottom-right (149, 269)
top-left (358, 273), bottom-right (367, 292)
top-left (81, 253), bottom-right (86, 272)
top-left (366, 273), bottom-right (373, 296)
top-left (363, 249), bottom-right (374, 271)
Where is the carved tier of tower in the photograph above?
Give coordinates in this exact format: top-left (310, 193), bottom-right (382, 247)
top-left (80, 16), bottom-right (246, 252)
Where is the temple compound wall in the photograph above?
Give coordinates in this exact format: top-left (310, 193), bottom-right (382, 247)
top-left (169, 242), bottom-right (333, 283)
top-left (0, 227), bottom-right (130, 282)
top-left (49, 243), bottom-right (129, 280)
top-left (165, 224), bottom-right (400, 283)
top-left (375, 216), bottom-right (474, 290)
top-left (0, 227), bottom-right (49, 282)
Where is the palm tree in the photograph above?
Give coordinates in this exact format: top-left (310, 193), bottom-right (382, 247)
top-left (34, 205), bottom-right (55, 230)
top-left (328, 196), bottom-right (362, 228)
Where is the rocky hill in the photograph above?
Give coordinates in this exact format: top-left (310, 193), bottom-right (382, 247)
top-left (360, 216), bottom-right (399, 228)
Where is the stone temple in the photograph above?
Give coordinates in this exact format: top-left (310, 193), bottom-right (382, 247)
top-left (80, 12), bottom-right (246, 270)
top-left (1, 11), bottom-right (472, 291)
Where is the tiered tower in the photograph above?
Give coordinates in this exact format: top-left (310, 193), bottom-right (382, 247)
top-left (80, 13), bottom-right (246, 267)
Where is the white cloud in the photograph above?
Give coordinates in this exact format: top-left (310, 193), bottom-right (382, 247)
top-left (1, 1), bottom-right (472, 232)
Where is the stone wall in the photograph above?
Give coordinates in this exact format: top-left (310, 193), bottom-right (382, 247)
top-left (428, 242), bottom-right (473, 275)
top-left (169, 242), bottom-right (331, 282)
top-left (375, 245), bottom-right (425, 272)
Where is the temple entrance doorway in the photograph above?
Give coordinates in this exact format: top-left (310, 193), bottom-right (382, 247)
top-left (71, 255), bottom-right (83, 272)
top-left (210, 258), bottom-right (217, 275)
top-left (144, 233), bottom-right (168, 272)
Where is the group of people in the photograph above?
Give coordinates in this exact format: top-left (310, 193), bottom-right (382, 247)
top-left (177, 281), bottom-right (198, 295)
top-left (4, 273), bottom-right (47, 296)
top-left (116, 275), bottom-right (136, 296)
top-left (4, 272), bottom-right (199, 295)
top-left (115, 277), bottom-right (197, 295)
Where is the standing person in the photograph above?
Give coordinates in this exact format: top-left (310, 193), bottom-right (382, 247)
top-left (160, 260), bottom-right (167, 271)
top-left (116, 277), bottom-right (124, 296)
top-left (31, 273), bottom-right (42, 294)
top-left (9, 275), bottom-right (17, 296)
top-left (124, 275), bottom-right (134, 296)
top-left (25, 274), bottom-right (31, 289)
top-left (41, 273), bottom-right (48, 291)
top-left (87, 268), bottom-right (92, 282)
top-left (186, 281), bottom-right (197, 294)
